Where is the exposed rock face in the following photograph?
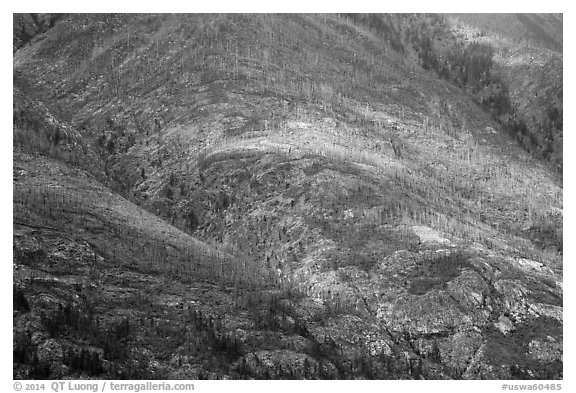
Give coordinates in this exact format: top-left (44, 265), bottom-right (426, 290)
top-left (412, 226), bottom-right (454, 246)
top-left (494, 315), bottom-right (514, 335)
top-left (36, 339), bottom-right (64, 376)
top-left (528, 338), bottom-right (562, 363)
top-left (235, 350), bottom-right (324, 379)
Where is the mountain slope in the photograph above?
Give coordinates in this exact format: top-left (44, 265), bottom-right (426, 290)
top-left (13, 14), bottom-right (62, 52)
top-left (13, 149), bottom-right (274, 378)
top-left (452, 13), bottom-right (562, 53)
top-left (445, 14), bottom-right (563, 173)
top-left (14, 14), bottom-right (562, 380)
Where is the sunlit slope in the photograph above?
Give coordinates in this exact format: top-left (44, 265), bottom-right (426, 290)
top-left (452, 13), bottom-right (562, 53)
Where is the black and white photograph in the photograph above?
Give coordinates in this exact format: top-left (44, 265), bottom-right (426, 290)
top-left (11, 6), bottom-right (565, 388)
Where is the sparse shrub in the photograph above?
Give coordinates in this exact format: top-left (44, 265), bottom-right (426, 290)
top-left (96, 132), bottom-right (106, 147)
top-left (14, 248), bottom-right (46, 266)
top-left (429, 341), bottom-right (442, 363)
top-left (13, 285), bottom-right (30, 312)
top-left (65, 348), bottom-right (104, 376)
top-left (407, 251), bottom-right (471, 295)
top-left (13, 331), bottom-right (33, 364)
top-left (169, 172), bottom-right (177, 186)
top-left (160, 182), bottom-right (174, 199)
top-left (464, 42), bottom-right (494, 92)
top-left (341, 14), bottom-right (405, 54)
top-left (40, 303), bottom-right (94, 337)
top-left (106, 137), bottom-right (115, 153)
top-left (418, 35), bottom-right (437, 71)
top-left (98, 319), bottom-right (132, 362)
top-left (113, 318), bottom-right (130, 340)
top-left (50, 128), bottom-right (61, 146)
top-left (29, 354), bottom-right (51, 379)
top-left (185, 210), bottom-right (199, 232)
top-left (215, 191), bottom-right (230, 211)
top-left (337, 269), bottom-right (352, 283)
top-left (480, 76), bottom-right (512, 117)
top-left (179, 182), bottom-right (187, 197)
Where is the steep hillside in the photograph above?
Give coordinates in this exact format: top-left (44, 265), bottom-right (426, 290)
top-left (13, 14), bottom-right (62, 52)
top-left (445, 14), bottom-right (563, 173)
top-left (407, 14), bottom-right (564, 174)
top-left (14, 14), bottom-right (562, 380)
top-left (452, 14), bottom-right (562, 53)
top-left (492, 43), bottom-right (562, 173)
top-left (14, 151), bottom-right (285, 379)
